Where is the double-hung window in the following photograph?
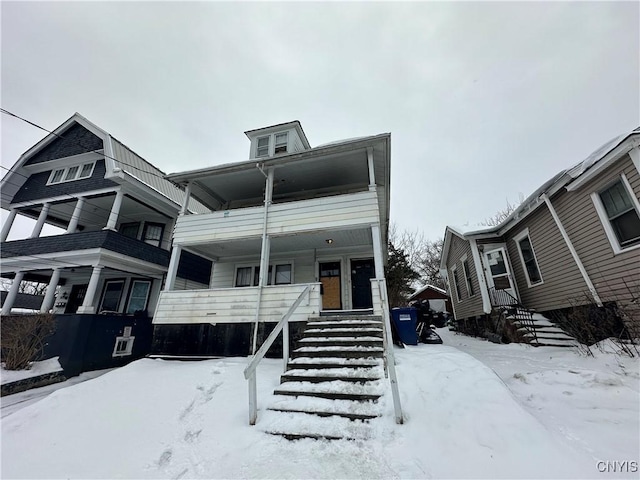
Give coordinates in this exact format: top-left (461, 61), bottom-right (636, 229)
top-left (593, 174), bottom-right (640, 252)
top-left (99, 280), bottom-right (125, 312)
top-left (126, 280), bottom-right (151, 314)
top-left (514, 229), bottom-right (543, 287)
top-left (256, 136), bottom-right (270, 157)
top-left (235, 263), bottom-right (293, 287)
top-left (461, 256), bottom-right (475, 296)
top-left (48, 162), bottom-right (96, 185)
top-left (274, 133), bottom-right (288, 154)
top-left (142, 223), bottom-right (164, 247)
top-left (450, 265), bottom-right (462, 302)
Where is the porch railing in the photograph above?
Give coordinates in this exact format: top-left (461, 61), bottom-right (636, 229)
top-left (372, 278), bottom-right (404, 424)
top-left (488, 287), bottom-right (538, 344)
top-left (243, 284), bottom-right (315, 425)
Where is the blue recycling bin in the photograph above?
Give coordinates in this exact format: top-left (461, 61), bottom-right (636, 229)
top-left (391, 307), bottom-right (418, 345)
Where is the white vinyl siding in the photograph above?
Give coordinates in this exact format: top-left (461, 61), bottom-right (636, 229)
top-left (172, 190), bottom-right (379, 245)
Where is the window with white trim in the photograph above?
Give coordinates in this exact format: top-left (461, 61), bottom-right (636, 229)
top-left (274, 132), bottom-right (288, 154)
top-left (256, 136), bottom-right (270, 157)
top-left (142, 223), bottom-right (164, 248)
top-left (461, 256), bottom-right (475, 296)
top-left (234, 263), bottom-right (293, 287)
top-left (99, 280), bottom-right (125, 312)
top-left (594, 175), bottom-right (640, 251)
top-left (47, 162), bottom-right (96, 185)
top-left (112, 336), bottom-right (135, 357)
top-left (450, 265), bottom-right (462, 302)
top-left (126, 280), bottom-right (151, 314)
top-left (514, 229), bottom-right (543, 287)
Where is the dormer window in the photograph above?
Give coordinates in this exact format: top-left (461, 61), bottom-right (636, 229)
top-left (256, 137), bottom-right (270, 157)
top-left (274, 133), bottom-right (288, 154)
top-left (47, 161), bottom-right (96, 185)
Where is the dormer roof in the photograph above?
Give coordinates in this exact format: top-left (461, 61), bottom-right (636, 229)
top-left (244, 120), bottom-right (311, 150)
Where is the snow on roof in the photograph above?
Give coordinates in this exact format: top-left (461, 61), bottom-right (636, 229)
top-left (315, 135), bottom-right (375, 148)
top-left (410, 284), bottom-right (448, 297)
top-left (567, 127), bottom-right (639, 179)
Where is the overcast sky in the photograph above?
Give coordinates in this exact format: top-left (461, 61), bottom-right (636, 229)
top-left (1, 1), bottom-right (638, 241)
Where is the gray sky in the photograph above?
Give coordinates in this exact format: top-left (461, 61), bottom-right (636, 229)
top-left (1, 1), bottom-right (638, 241)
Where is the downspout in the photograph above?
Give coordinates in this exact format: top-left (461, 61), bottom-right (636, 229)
top-left (469, 238), bottom-right (492, 314)
top-left (251, 164), bottom-right (274, 354)
top-left (541, 193), bottom-right (603, 307)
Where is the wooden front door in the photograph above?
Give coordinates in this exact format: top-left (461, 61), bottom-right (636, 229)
top-left (351, 258), bottom-right (374, 309)
top-left (65, 284), bottom-right (88, 313)
top-left (319, 262), bottom-right (342, 310)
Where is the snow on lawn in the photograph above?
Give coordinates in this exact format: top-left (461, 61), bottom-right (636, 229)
top-left (1, 357), bottom-right (63, 385)
top-left (1, 333), bottom-right (638, 479)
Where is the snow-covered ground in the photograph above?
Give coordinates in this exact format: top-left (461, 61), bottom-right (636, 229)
top-left (1, 357), bottom-right (63, 385)
top-left (1, 330), bottom-right (638, 479)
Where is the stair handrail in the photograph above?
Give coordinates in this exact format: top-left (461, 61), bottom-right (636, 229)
top-left (374, 278), bottom-right (404, 424)
top-left (489, 287), bottom-right (538, 344)
top-left (243, 284), bottom-right (311, 425)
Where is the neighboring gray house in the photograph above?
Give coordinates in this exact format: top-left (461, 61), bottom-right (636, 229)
top-left (441, 127), bottom-right (640, 342)
top-left (0, 113), bottom-right (210, 373)
top-left (152, 120), bottom-right (392, 356)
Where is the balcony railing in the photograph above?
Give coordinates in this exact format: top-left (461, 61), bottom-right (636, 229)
top-left (172, 190), bottom-right (379, 245)
top-left (153, 283), bottom-right (322, 325)
top-left (1, 230), bottom-right (170, 266)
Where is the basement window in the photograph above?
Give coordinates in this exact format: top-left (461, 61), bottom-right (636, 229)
top-left (47, 162), bottom-right (96, 185)
top-left (112, 336), bottom-right (135, 357)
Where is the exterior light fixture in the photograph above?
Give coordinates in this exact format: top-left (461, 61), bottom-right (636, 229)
top-left (326, 239), bottom-right (334, 244)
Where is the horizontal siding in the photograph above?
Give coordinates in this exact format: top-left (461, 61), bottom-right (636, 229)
top-left (153, 283), bottom-right (322, 324)
top-left (445, 234), bottom-right (483, 320)
top-left (172, 191), bottom-right (379, 244)
top-left (505, 203), bottom-right (589, 311)
top-left (209, 252), bottom-right (317, 288)
top-left (552, 155), bottom-right (640, 311)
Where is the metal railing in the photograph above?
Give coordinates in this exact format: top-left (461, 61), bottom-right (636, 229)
top-left (373, 278), bottom-right (404, 424)
top-left (488, 287), bottom-right (538, 344)
top-left (243, 284), bottom-right (312, 425)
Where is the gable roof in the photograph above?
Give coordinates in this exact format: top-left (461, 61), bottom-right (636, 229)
top-left (409, 284), bottom-right (448, 300)
top-left (1, 113), bottom-right (207, 214)
top-left (440, 127), bottom-right (640, 269)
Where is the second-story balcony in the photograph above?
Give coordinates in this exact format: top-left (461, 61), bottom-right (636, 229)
top-left (173, 189), bottom-right (380, 245)
top-left (1, 230), bottom-right (170, 273)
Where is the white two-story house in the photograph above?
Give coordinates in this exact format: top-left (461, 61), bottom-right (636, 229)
top-left (152, 121), bottom-right (391, 357)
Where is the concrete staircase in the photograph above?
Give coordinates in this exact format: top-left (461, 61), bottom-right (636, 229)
top-left (509, 310), bottom-right (577, 347)
top-left (259, 315), bottom-right (387, 440)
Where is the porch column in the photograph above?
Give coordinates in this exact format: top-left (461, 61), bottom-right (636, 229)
top-left (252, 167), bottom-right (274, 354)
top-left (179, 182), bottom-right (191, 215)
top-left (370, 223), bottom-right (385, 278)
top-left (1, 271), bottom-right (25, 316)
top-left (30, 203), bottom-right (51, 238)
top-left (1, 208), bottom-right (18, 242)
top-left (66, 197), bottom-right (85, 233)
top-left (104, 190), bottom-right (124, 230)
top-left (367, 147), bottom-right (376, 192)
top-left (40, 268), bottom-right (62, 313)
top-left (76, 266), bottom-right (104, 314)
top-left (164, 245), bottom-right (182, 291)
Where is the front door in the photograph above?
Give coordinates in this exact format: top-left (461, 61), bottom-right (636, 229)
top-left (319, 262), bottom-right (342, 310)
top-left (351, 259), bottom-right (374, 309)
top-left (483, 247), bottom-right (518, 304)
top-left (65, 284), bottom-right (88, 313)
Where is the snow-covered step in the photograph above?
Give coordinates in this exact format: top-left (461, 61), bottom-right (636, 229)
top-left (282, 368), bottom-right (382, 384)
top-left (523, 331), bottom-right (575, 341)
top-left (298, 337), bottom-right (383, 348)
top-left (259, 409), bottom-right (375, 440)
top-left (292, 346), bottom-right (384, 359)
top-left (287, 358), bottom-right (381, 370)
top-left (305, 321), bottom-right (383, 329)
top-left (274, 379), bottom-right (384, 401)
top-left (304, 328), bottom-right (383, 338)
top-left (267, 395), bottom-right (381, 421)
